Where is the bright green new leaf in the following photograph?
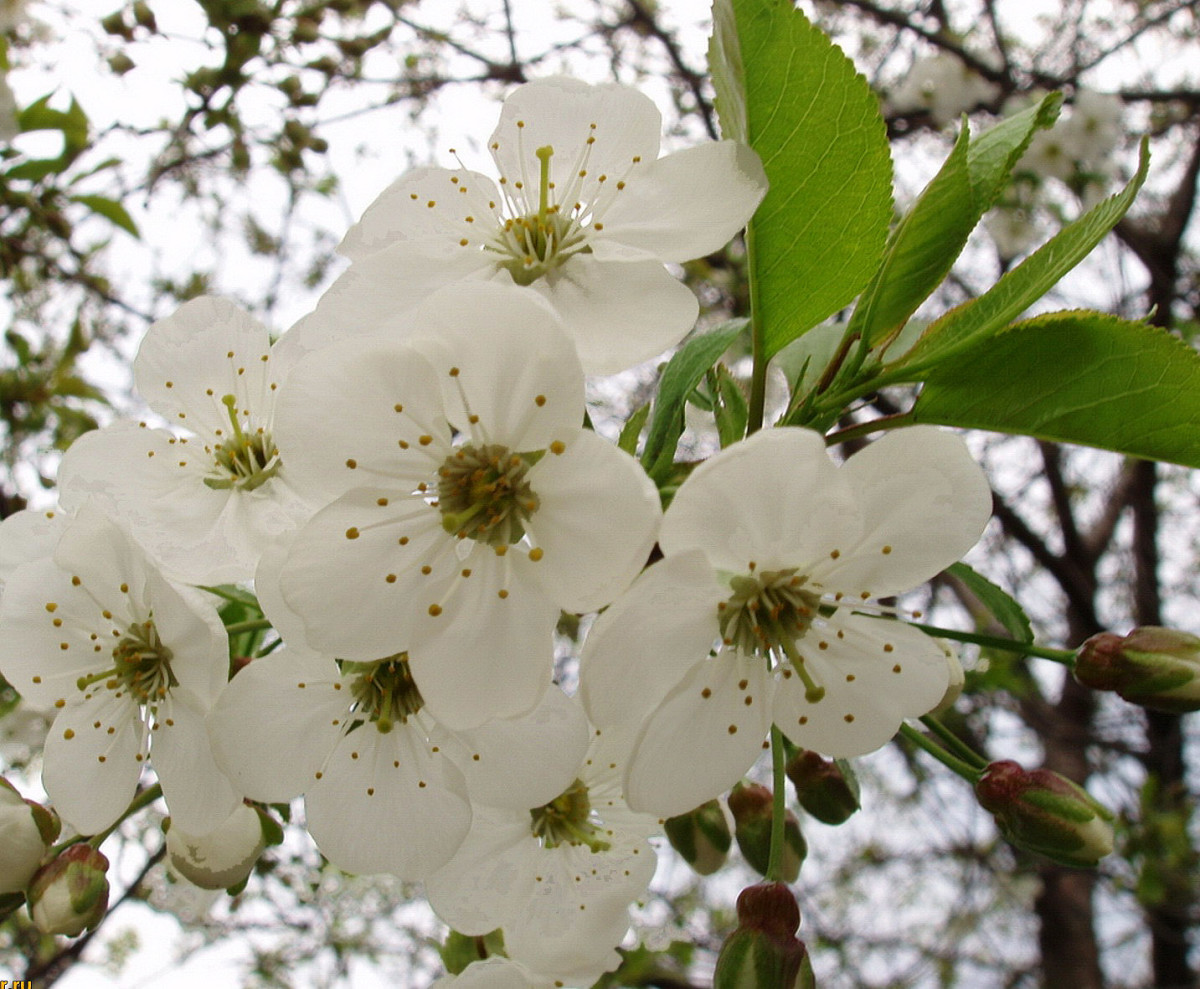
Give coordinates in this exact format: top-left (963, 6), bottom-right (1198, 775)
top-left (617, 402), bottom-right (651, 457)
top-left (642, 319), bottom-right (747, 478)
top-left (710, 363), bottom-right (749, 447)
top-left (911, 310), bottom-right (1200, 468)
top-left (17, 94), bottom-right (89, 150)
top-left (897, 138), bottom-right (1150, 372)
top-left (851, 94), bottom-right (1062, 348)
top-left (709, 0), bottom-right (893, 359)
top-left (71, 194), bottom-right (140, 238)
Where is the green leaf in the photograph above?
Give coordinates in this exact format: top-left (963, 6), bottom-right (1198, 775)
top-left (71, 194), bottom-right (140, 237)
top-left (7, 157), bottom-right (68, 181)
top-left (897, 138), bottom-right (1150, 372)
top-left (616, 401), bottom-right (651, 457)
top-left (850, 95), bottom-right (1061, 349)
top-left (641, 320), bottom-right (746, 477)
top-left (710, 363), bottom-right (749, 447)
top-left (710, 0), bottom-right (893, 358)
top-left (912, 310), bottom-right (1200, 467)
top-left (17, 94), bottom-right (89, 150)
top-left (946, 562), bottom-right (1033, 645)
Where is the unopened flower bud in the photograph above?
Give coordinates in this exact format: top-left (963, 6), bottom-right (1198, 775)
top-left (975, 760), bottom-right (1114, 868)
top-left (1074, 627), bottom-right (1200, 713)
top-left (785, 750), bottom-right (860, 825)
top-left (0, 779), bottom-right (59, 894)
top-left (713, 882), bottom-right (815, 989)
top-left (27, 844), bottom-right (109, 936)
top-left (166, 804), bottom-right (268, 891)
top-left (664, 799), bottom-right (732, 876)
top-left (729, 782), bottom-right (806, 881)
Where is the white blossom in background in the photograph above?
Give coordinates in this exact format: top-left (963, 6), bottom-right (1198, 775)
top-left (272, 283), bottom-right (661, 728)
top-left (0, 503), bottom-right (239, 836)
top-left (580, 426), bottom-right (993, 817)
top-left (287, 76), bottom-right (767, 374)
top-left (425, 719), bottom-right (659, 987)
top-left (887, 52), bottom-right (1001, 126)
top-left (1020, 89), bottom-right (1125, 185)
top-left (430, 958), bottom-right (554, 989)
top-left (57, 296), bottom-right (314, 585)
top-left (208, 640), bottom-right (590, 880)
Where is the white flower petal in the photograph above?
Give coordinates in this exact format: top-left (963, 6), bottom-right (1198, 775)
top-left (431, 958), bottom-right (548, 989)
top-left (598, 141), bottom-right (767, 262)
top-left (43, 693), bottom-right (144, 836)
top-left (532, 256), bottom-right (699, 375)
top-left (274, 337), bottom-right (450, 504)
top-left (580, 551), bottom-right (725, 730)
top-left (339, 166), bottom-right (502, 261)
top-left (409, 284), bottom-right (584, 450)
top-left (0, 507), bottom-right (68, 587)
top-left (134, 296), bottom-right (276, 433)
top-left (305, 724), bottom-right (471, 879)
top-left (625, 654), bottom-right (773, 817)
top-left (406, 546), bottom-right (560, 729)
top-left (774, 614), bottom-right (949, 757)
top-left (661, 428), bottom-right (857, 572)
top-left (208, 649), bottom-right (347, 803)
top-left (815, 426), bottom-right (992, 596)
top-left (151, 691), bottom-right (241, 835)
top-left (523, 429), bottom-right (660, 613)
top-left (489, 77), bottom-right (661, 211)
top-left (281, 241), bottom-right (497, 359)
top-left (438, 685), bottom-right (589, 811)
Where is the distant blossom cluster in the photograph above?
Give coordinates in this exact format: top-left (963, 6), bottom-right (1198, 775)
top-left (0, 76), bottom-right (993, 985)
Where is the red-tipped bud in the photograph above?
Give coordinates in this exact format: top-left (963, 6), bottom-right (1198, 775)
top-left (664, 799), bottom-right (732, 876)
top-left (0, 778), bottom-right (59, 894)
top-left (713, 882), bottom-right (815, 989)
top-left (27, 844), bottom-right (110, 936)
top-left (729, 782), bottom-right (806, 881)
top-left (975, 760), bottom-right (1114, 868)
top-left (1074, 627), bottom-right (1200, 713)
top-left (785, 750), bottom-right (861, 825)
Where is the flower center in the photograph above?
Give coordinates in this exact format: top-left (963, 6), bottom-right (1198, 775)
top-left (718, 567), bottom-right (826, 702)
top-left (205, 394), bottom-right (281, 493)
top-left (529, 778), bottom-right (612, 852)
top-left (437, 442), bottom-right (540, 545)
top-left (489, 145), bottom-right (590, 286)
top-left (78, 617), bottom-right (177, 705)
top-left (346, 655), bottom-right (424, 734)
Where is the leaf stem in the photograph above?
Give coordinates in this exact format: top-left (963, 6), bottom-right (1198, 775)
top-left (765, 724), bottom-right (788, 881)
top-left (908, 621), bottom-right (1076, 664)
top-left (225, 618), bottom-right (275, 637)
top-left (823, 410), bottom-right (917, 446)
top-left (898, 723), bottom-right (982, 783)
top-left (919, 714), bottom-right (990, 770)
top-left (745, 220), bottom-right (767, 435)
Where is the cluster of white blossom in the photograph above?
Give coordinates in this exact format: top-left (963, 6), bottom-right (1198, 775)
top-left (0, 76), bottom-right (994, 985)
top-left (887, 51), bottom-right (1002, 126)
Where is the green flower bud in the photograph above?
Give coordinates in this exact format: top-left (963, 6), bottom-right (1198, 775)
top-left (166, 804), bottom-right (268, 891)
top-left (1074, 627), bottom-right (1200, 713)
top-left (785, 750), bottom-right (861, 826)
top-left (729, 782), bottom-right (806, 881)
top-left (664, 799), bottom-right (732, 876)
top-left (713, 882), bottom-right (815, 989)
top-left (975, 760), bottom-right (1114, 868)
top-left (27, 845), bottom-right (110, 936)
top-left (0, 779), bottom-right (59, 894)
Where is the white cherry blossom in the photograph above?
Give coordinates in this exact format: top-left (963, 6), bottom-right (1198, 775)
top-left (0, 503), bottom-right (238, 836)
top-left (272, 283), bottom-right (661, 728)
top-left (58, 296), bottom-right (313, 585)
top-left (580, 426), bottom-right (993, 817)
top-left (425, 718), bottom-right (659, 987)
top-left (288, 76), bottom-right (767, 374)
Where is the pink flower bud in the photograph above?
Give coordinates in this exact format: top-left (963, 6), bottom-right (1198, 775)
top-left (785, 750), bottom-right (860, 826)
top-left (0, 779), bottom-right (59, 895)
top-left (27, 845), bottom-right (110, 936)
top-left (1074, 627), bottom-right (1200, 713)
top-left (713, 882), bottom-right (815, 989)
top-left (663, 799), bottom-right (732, 876)
top-left (975, 760), bottom-right (1114, 868)
top-left (729, 782), bottom-right (806, 881)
